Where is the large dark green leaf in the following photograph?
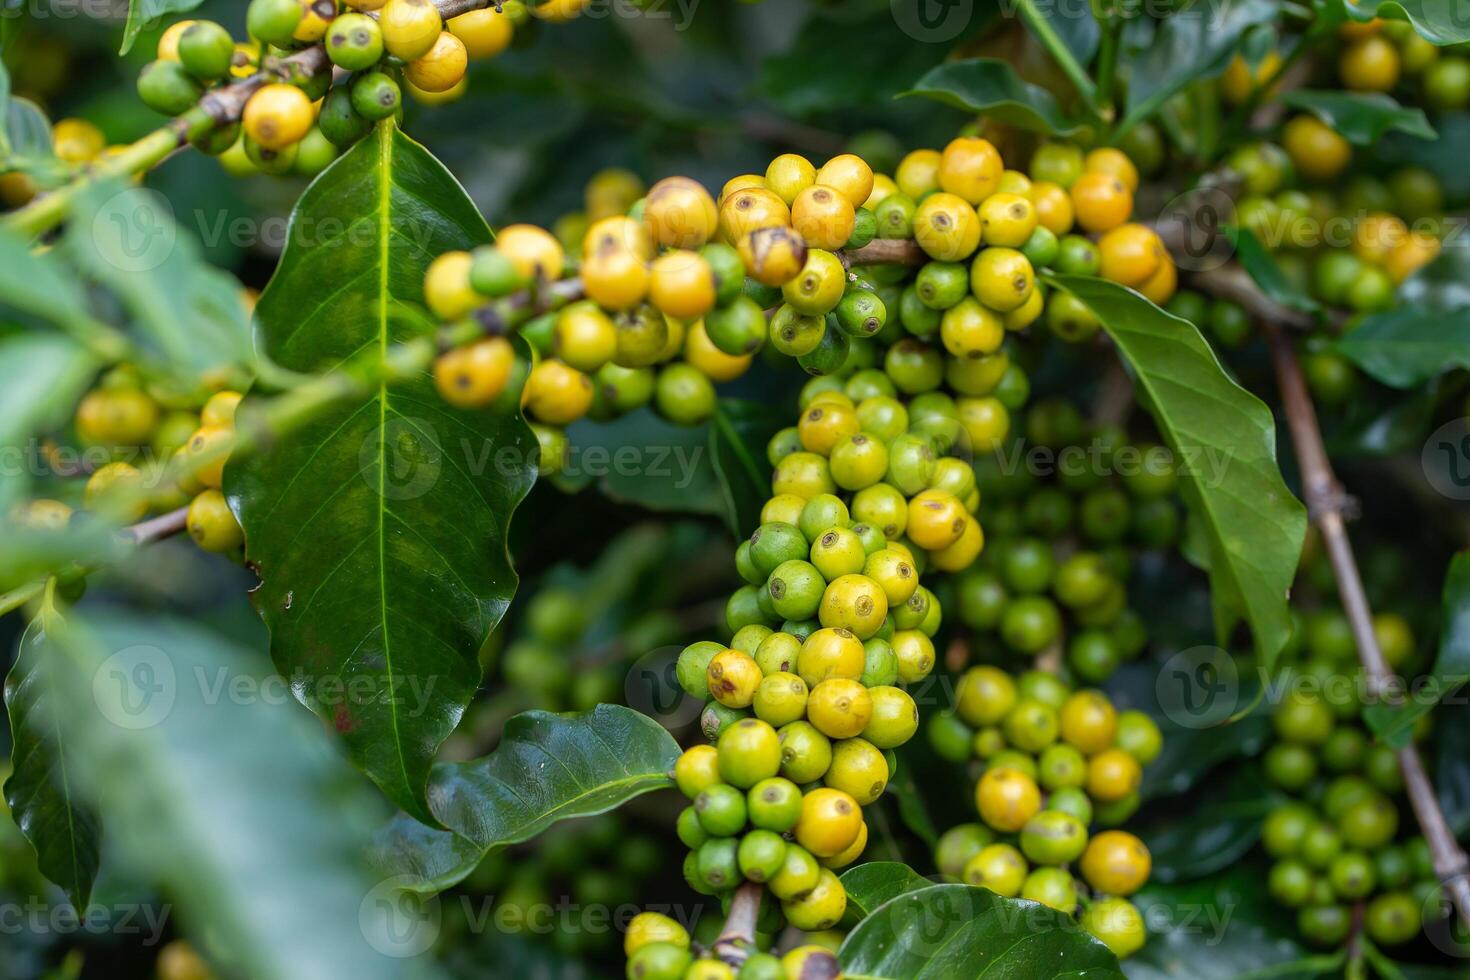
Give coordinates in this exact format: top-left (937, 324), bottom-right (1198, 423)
top-left (837, 883), bottom-right (1124, 978)
top-left (1335, 307), bottom-right (1470, 388)
top-left (3, 616), bottom-right (101, 910)
top-left (370, 705), bottom-right (680, 892)
top-left (838, 861), bottom-right (933, 921)
top-left (1138, 764), bottom-right (1273, 882)
top-left (40, 608), bottom-right (449, 979)
top-left (565, 408), bottom-right (726, 519)
top-left (1364, 552), bottom-right (1470, 745)
top-left (228, 122), bottom-right (537, 823)
top-left (1117, 0), bottom-right (1277, 135)
top-left (709, 399), bottom-right (784, 537)
top-left (64, 182), bottom-right (251, 380)
top-left (1049, 276), bottom-right (1307, 668)
top-left (120, 0), bottom-right (205, 54)
top-left (1340, 0), bottom-right (1470, 44)
top-left (901, 60), bottom-right (1087, 136)
top-left (1279, 90), bottom-right (1434, 144)
top-left (1130, 869), bottom-right (1330, 979)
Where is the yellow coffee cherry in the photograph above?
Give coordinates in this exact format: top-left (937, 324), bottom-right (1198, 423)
top-left (970, 247), bottom-right (1035, 312)
top-left (796, 627), bottom-right (865, 688)
top-left (794, 787), bottom-right (863, 857)
top-left (765, 153), bottom-right (817, 205)
top-left (1087, 748), bottom-right (1143, 803)
top-left (807, 678), bottom-right (873, 739)
top-left (754, 671), bottom-right (810, 727)
top-left (791, 184), bottom-right (855, 250)
top-left (76, 388), bottom-right (159, 447)
top-left (929, 515), bottom-right (983, 572)
top-left (407, 76), bottom-right (468, 105)
top-left (738, 226), bottom-right (807, 287)
top-left (891, 629), bottom-right (934, 683)
top-left (1221, 49), bottom-right (1281, 104)
top-left (684, 322), bottom-right (753, 383)
top-left (1084, 147), bottom-right (1140, 193)
top-left (184, 426), bottom-right (233, 488)
top-left (1385, 233), bottom-right (1440, 283)
top-left (1137, 255), bottom-right (1177, 305)
top-left (624, 911), bottom-right (689, 957)
top-left (433, 337), bottom-right (515, 408)
top-left (52, 118), bottom-right (106, 164)
top-left (938, 136), bottom-right (1003, 204)
top-left (292, 3), bottom-right (331, 42)
top-left (201, 391), bottom-right (243, 429)
top-left (0, 172), bottom-right (37, 208)
top-left (798, 400), bottom-right (860, 456)
top-left (940, 297), bottom-right (1004, 359)
top-left (864, 173), bottom-right (898, 209)
top-left (1029, 181), bottom-right (1074, 236)
top-left (648, 250), bottom-right (716, 320)
top-left (815, 153), bottom-right (875, 208)
top-left (1059, 691), bottom-right (1118, 754)
top-left (156, 20), bottom-right (195, 60)
top-left (957, 396), bottom-right (1010, 452)
top-left (674, 744), bottom-right (721, 797)
top-left (956, 665), bottom-right (1016, 726)
top-left (819, 573), bottom-right (888, 638)
top-left (423, 250), bottom-right (480, 320)
top-left (824, 737), bottom-right (888, 805)
top-left (913, 192), bottom-right (982, 262)
top-left (531, 0), bottom-right (592, 21)
top-left (963, 843), bottom-right (1028, 896)
top-left (781, 867), bottom-right (847, 930)
top-left (585, 167), bottom-right (644, 221)
top-left (771, 451), bottom-right (836, 499)
top-left (895, 148), bottom-right (942, 199)
top-left (1282, 115), bottom-right (1351, 182)
top-left (1353, 212), bottom-right (1409, 266)
top-left (976, 193), bottom-right (1037, 249)
top-left (976, 765), bottom-right (1042, 833)
top-left (863, 685), bottom-right (918, 749)
top-left (187, 489), bottom-right (243, 552)
top-left (1079, 830), bottom-right (1151, 896)
top-left (907, 489), bottom-right (967, 550)
top-left (584, 214), bottom-right (654, 260)
top-left (1098, 223), bottom-right (1165, 288)
top-left (1340, 36), bottom-right (1400, 92)
top-left (644, 176), bottom-right (719, 249)
top-left (523, 359), bottom-right (593, 425)
top-left (781, 249), bottom-right (847, 316)
top-left (707, 649), bottom-right (762, 708)
top-left (379, 0), bottom-right (443, 60)
top-left (863, 549), bottom-right (918, 606)
top-left (11, 499), bottom-right (73, 530)
top-left (497, 224), bottom-right (564, 281)
top-left (552, 303), bottom-right (618, 373)
top-left (1070, 171), bottom-right (1133, 234)
top-left (719, 174), bottom-right (765, 203)
top-left (405, 31), bottom-right (468, 93)
top-left (447, 8), bottom-right (513, 58)
top-left (580, 244), bottom-right (649, 311)
top-left (719, 186), bottom-right (791, 245)
top-left (242, 84), bottom-right (313, 151)
top-left (85, 461), bottom-right (148, 523)
top-left (820, 819), bottom-right (869, 869)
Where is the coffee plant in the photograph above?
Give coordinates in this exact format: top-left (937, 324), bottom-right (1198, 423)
top-left (1, 0), bottom-right (1469, 977)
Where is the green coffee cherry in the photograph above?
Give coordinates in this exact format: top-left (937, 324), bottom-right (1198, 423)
top-left (138, 60), bottom-right (203, 116)
top-left (246, 0), bottom-right (305, 47)
top-left (326, 13), bottom-right (385, 71)
top-left (351, 71), bottom-right (402, 121)
top-left (178, 21), bottom-right (235, 79)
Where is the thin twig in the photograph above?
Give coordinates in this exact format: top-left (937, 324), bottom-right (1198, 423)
top-left (1266, 321), bottom-right (1470, 932)
top-left (122, 505), bottom-right (190, 546)
top-left (712, 881), bottom-right (762, 966)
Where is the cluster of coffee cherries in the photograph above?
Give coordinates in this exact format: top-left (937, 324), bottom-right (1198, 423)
top-left (623, 910), bottom-right (841, 980)
top-left (0, 117), bottom-right (119, 208)
top-left (9, 367), bottom-right (246, 557)
top-left (142, 1), bottom-right (535, 179)
top-left (945, 398), bottom-right (1179, 682)
top-left (930, 670), bottom-right (1162, 958)
top-left (1260, 617), bottom-right (1442, 949)
top-left (1333, 18), bottom-right (1470, 111)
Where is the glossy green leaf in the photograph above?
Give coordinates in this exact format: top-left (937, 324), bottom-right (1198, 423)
top-left (565, 408), bottom-right (725, 518)
top-left (40, 608), bottom-right (450, 978)
top-left (838, 861), bottom-right (933, 921)
top-left (370, 705), bottom-right (680, 892)
top-left (1138, 764), bottom-right (1273, 882)
top-left (120, 0), bottom-right (205, 54)
top-left (709, 399), bottom-right (784, 537)
top-left (901, 60), bottom-right (1086, 137)
top-left (1229, 227), bottom-right (1321, 316)
top-left (1364, 551), bottom-right (1470, 745)
top-left (1118, 0), bottom-right (1277, 135)
top-left (3, 617), bottom-right (102, 909)
top-left (1130, 868), bottom-right (1327, 979)
top-left (1049, 276), bottom-right (1307, 667)
top-left (1336, 248), bottom-right (1470, 389)
top-left (64, 182), bottom-right (251, 380)
top-left (1279, 90), bottom-right (1434, 144)
top-left (1341, 0), bottom-right (1470, 44)
top-left (837, 883), bottom-right (1124, 978)
top-left (228, 122), bottom-right (537, 823)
